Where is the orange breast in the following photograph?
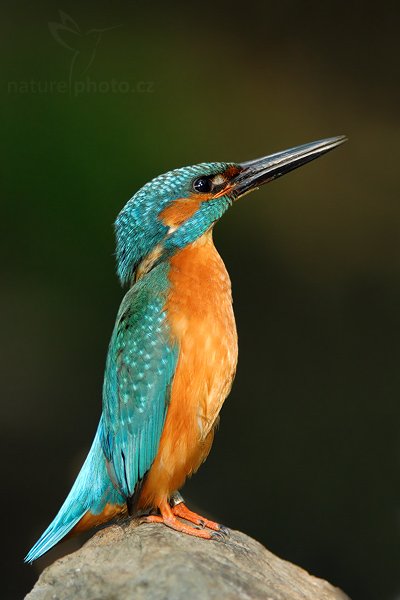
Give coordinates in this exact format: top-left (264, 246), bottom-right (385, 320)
top-left (138, 230), bottom-right (238, 508)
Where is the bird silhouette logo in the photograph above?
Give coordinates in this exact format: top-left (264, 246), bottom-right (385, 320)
top-left (48, 11), bottom-right (119, 89)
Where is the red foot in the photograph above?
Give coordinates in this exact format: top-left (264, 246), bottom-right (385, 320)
top-left (141, 501), bottom-right (227, 540)
top-left (172, 502), bottom-right (221, 532)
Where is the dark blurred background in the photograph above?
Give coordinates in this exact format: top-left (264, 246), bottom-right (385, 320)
top-left (2, 1), bottom-right (400, 598)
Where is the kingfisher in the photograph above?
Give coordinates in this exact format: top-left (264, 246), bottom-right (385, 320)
top-left (25, 136), bottom-right (346, 562)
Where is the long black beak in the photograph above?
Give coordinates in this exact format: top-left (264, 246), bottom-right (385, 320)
top-left (231, 136), bottom-right (347, 199)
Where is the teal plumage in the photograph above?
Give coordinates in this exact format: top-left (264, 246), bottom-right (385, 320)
top-left (102, 263), bottom-right (178, 499)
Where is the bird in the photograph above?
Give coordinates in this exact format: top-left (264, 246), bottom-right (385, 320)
top-left (25, 135), bottom-right (346, 562)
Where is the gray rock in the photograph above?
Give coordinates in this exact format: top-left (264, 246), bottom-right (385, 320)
top-left (26, 521), bottom-right (350, 600)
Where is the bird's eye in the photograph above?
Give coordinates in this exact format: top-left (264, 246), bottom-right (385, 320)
top-left (192, 176), bottom-right (213, 194)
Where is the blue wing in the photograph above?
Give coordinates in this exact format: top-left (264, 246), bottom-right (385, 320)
top-left (101, 263), bottom-right (178, 500)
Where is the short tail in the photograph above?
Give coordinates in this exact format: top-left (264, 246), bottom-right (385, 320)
top-left (25, 417), bottom-right (125, 563)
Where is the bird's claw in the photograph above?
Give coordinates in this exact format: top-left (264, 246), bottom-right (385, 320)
top-left (218, 524), bottom-right (230, 538)
top-left (211, 528), bottom-right (228, 541)
top-left (194, 521), bottom-right (229, 540)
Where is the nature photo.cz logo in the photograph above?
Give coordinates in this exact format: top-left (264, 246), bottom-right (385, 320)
top-left (7, 10), bottom-right (155, 96)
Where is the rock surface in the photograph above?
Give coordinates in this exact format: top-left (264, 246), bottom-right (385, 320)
top-left (26, 520), bottom-right (350, 600)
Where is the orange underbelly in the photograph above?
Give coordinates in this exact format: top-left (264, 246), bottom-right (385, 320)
top-left (138, 231), bottom-right (238, 509)
top-left (71, 503), bottom-right (127, 535)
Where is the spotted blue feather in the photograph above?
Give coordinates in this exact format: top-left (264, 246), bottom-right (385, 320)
top-left (102, 262), bottom-right (178, 499)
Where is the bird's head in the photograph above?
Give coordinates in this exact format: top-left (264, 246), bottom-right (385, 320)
top-left (115, 136), bottom-right (346, 285)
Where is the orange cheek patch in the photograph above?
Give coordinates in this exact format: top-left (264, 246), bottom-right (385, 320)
top-left (159, 196), bottom-right (204, 229)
